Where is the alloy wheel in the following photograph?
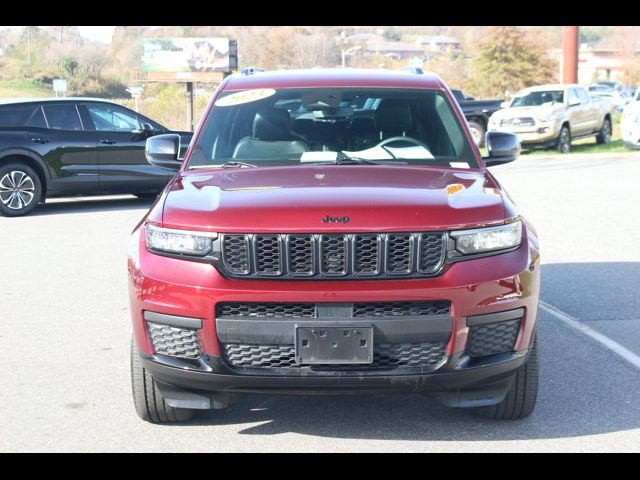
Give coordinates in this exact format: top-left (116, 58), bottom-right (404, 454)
top-left (469, 127), bottom-right (481, 145)
top-left (0, 171), bottom-right (36, 210)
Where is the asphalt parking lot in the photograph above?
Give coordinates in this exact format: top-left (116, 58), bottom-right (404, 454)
top-left (1, 154), bottom-right (639, 452)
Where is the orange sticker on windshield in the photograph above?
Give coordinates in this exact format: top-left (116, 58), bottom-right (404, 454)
top-left (215, 89), bottom-right (276, 107)
top-left (447, 184), bottom-right (464, 195)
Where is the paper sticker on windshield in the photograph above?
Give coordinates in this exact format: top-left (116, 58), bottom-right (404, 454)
top-left (215, 89), bottom-right (276, 107)
top-left (446, 183), bottom-right (465, 195)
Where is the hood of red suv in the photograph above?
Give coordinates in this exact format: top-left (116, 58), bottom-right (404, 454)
top-left (156, 165), bottom-right (506, 232)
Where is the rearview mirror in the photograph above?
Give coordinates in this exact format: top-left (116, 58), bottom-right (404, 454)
top-left (483, 131), bottom-right (520, 166)
top-left (145, 134), bottom-right (183, 170)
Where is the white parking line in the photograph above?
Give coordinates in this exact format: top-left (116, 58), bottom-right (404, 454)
top-left (540, 301), bottom-right (640, 371)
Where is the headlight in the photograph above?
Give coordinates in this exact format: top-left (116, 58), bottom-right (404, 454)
top-left (145, 224), bottom-right (216, 256)
top-left (450, 221), bottom-right (522, 255)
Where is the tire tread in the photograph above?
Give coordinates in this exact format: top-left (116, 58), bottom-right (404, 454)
top-left (471, 335), bottom-right (538, 420)
top-left (131, 340), bottom-right (195, 423)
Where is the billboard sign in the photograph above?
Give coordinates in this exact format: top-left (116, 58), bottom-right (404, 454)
top-left (142, 38), bottom-right (231, 73)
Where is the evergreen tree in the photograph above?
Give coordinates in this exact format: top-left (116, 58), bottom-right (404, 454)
top-left (468, 26), bottom-right (557, 99)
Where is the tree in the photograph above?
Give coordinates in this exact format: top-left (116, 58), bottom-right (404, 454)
top-left (382, 26), bottom-right (401, 42)
top-left (58, 56), bottom-right (78, 77)
top-left (466, 26), bottom-right (557, 99)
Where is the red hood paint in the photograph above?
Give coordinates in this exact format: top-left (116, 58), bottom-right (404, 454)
top-left (156, 165), bottom-right (506, 232)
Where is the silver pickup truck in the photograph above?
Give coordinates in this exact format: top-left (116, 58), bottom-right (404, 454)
top-left (488, 83), bottom-right (613, 153)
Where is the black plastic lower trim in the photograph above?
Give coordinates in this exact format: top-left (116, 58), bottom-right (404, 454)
top-left (139, 349), bottom-right (529, 396)
top-left (216, 314), bottom-right (452, 344)
top-left (143, 311), bottom-right (203, 329)
top-left (466, 308), bottom-right (524, 326)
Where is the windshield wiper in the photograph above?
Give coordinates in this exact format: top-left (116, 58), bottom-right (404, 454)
top-left (335, 152), bottom-right (383, 165)
top-left (190, 161), bottom-right (259, 169)
top-left (220, 161), bottom-right (258, 168)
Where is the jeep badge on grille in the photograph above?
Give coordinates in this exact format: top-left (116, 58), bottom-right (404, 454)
top-left (322, 215), bottom-right (350, 224)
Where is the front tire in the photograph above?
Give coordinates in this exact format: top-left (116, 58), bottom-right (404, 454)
top-left (468, 121), bottom-right (486, 148)
top-left (130, 340), bottom-right (195, 423)
top-left (596, 118), bottom-right (612, 145)
top-left (556, 126), bottom-right (571, 154)
top-left (471, 335), bottom-right (539, 420)
top-left (0, 163), bottom-right (43, 217)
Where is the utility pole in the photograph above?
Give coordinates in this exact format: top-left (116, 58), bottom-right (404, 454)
top-left (27, 27), bottom-right (31, 67)
top-left (562, 26), bottom-right (579, 84)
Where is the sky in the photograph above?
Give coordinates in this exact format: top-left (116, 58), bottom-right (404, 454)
top-left (77, 26), bottom-right (116, 44)
top-left (0, 26), bottom-right (116, 44)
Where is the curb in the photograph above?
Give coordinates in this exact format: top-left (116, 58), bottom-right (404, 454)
top-left (519, 151), bottom-right (640, 161)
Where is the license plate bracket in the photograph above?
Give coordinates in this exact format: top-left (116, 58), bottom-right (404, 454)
top-left (295, 326), bottom-right (373, 365)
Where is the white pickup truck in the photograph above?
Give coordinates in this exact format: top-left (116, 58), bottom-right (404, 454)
top-left (488, 83), bottom-right (613, 153)
top-left (621, 87), bottom-right (640, 148)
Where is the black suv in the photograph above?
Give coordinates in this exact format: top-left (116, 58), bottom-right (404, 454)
top-left (0, 98), bottom-right (192, 216)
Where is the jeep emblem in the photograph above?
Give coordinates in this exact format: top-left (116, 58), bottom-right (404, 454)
top-left (322, 215), bottom-right (350, 224)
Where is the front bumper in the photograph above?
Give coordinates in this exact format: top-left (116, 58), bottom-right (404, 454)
top-left (128, 222), bottom-right (540, 397)
top-left (489, 121), bottom-right (560, 147)
top-left (140, 348), bottom-right (530, 407)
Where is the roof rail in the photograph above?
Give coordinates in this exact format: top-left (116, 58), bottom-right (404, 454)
top-left (240, 67), bottom-right (265, 76)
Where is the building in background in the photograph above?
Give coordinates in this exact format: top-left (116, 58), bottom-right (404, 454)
top-left (415, 35), bottom-right (462, 54)
top-left (552, 44), bottom-right (640, 84)
top-left (346, 33), bottom-right (461, 62)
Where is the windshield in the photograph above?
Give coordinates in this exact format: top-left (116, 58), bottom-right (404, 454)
top-left (187, 87), bottom-right (479, 169)
top-left (510, 90), bottom-right (564, 107)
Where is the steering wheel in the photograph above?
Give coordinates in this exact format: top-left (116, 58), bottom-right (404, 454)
top-left (375, 136), bottom-right (430, 150)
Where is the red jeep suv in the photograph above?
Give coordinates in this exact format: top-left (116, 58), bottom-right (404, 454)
top-left (128, 69), bottom-right (540, 423)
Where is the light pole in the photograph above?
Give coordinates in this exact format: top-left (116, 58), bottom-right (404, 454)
top-left (341, 46), bottom-right (361, 68)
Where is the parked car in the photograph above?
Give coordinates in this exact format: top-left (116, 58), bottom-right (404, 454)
top-left (129, 68), bottom-right (540, 423)
top-left (0, 98), bottom-right (193, 217)
top-left (488, 84), bottom-right (613, 153)
top-left (450, 89), bottom-right (503, 147)
top-left (591, 80), bottom-right (627, 94)
top-left (588, 84), bottom-right (630, 111)
top-left (589, 92), bottom-right (616, 117)
top-left (621, 87), bottom-right (640, 149)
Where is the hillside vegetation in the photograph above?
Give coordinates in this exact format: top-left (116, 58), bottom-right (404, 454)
top-left (1, 26), bottom-right (639, 131)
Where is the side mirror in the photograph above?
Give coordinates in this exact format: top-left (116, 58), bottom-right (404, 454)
top-left (145, 134), bottom-right (183, 170)
top-left (483, 131), bottom-right (520, 166)
top-left (500, 100), bottom-right (509, 109)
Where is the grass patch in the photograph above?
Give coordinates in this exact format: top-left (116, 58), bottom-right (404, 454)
top-left (523, 138), bottom-right (629, 155)
top-left (0, 79), bottom-right (51, 98)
